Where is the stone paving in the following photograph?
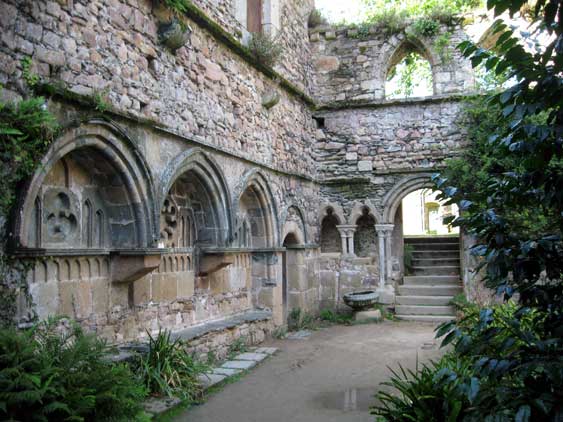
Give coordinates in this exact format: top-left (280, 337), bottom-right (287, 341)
top-left (177, 321), bottom-right (443, 422)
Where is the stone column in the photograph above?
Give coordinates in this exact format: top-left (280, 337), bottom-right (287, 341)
top-left (375, 224), bottom-right (395, 297)
top-left (336, 225), bottom-right (357, 257)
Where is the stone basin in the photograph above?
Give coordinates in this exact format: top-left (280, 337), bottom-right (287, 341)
top-left (342, 290), bottom-right (379, 311)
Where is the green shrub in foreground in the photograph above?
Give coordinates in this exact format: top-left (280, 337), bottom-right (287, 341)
top-left (0, 319), bottom-right (146, 421)
top-left (136, 329), bottom-right (208, 400)
top-left (372, 354), bottom-right (473, 422)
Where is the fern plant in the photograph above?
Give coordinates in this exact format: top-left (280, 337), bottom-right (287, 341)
top-left (0, 319), bottom-right (146, 421)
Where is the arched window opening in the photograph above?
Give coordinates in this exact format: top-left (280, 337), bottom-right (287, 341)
top-left (386, 48), bottom-right (433, 99)
top-left (354, 207), bottom-right (377, 257)
top-left (402, 189), bottom-right (458, 236)
top-left (320, 208), bottom-right (341, 253)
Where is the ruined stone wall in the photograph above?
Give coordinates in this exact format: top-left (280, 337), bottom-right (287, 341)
top-left (315, 99), bottom-right (467, 179)
top-left (0, 0), bottom-right (317, 176)
top-left (310, 23), bottom-right (475, 104)
top-left (191, 0), bottom-right (315, 93)
top-left (18, 103), bottom-right (322, 341)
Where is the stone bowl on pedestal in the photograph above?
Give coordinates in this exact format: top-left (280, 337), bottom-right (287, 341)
top-left (342, 290), bottom-right (379, 311)
top-left (343, 290), bottom-right (383, 322)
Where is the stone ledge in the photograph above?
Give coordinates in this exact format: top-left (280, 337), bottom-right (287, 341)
top-left (316, 93), bottom-right (479, 112)
top-left (171, 310), bottom-right (273, 342)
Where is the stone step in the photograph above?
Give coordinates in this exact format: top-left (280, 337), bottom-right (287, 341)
top-left (396, 295), bottom-right (454, 306)
top-left (413, 257), bottom-right (460, 266)
top-left (404, 236), bottom-right (460, 244)
top-left (398, 284), bottom-right (463, 296)
top-left (396, 305), bottom-right (455, 316)
top-left (396, 314), bottom-right (455, 323)
top-left (403, 275), bottom-right (460, 286)
top-left (412, 250), bottom-right (460, 259)
top-left (409, 243), bottom-right (459, 251)
top-left (412, 266), bottom-right (460, 276)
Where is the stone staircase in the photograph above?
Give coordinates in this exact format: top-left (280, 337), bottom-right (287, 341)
top-left (396, 236), bottom-right (462, 322)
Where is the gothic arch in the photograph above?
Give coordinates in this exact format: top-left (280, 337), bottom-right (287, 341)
top-left (382, 174), bottom-right (435, 223)
top-left (381, 35), bottom-right (437, 98)
top-left (14, 119), bottom-right (157, 249)
top-left (281, 204), bottom-right (307, 245)
top-left (319, 202), bottom-right (345, 225)
top-left (348, 201), bottom-right (380, 225)
top-left (160, 148), bottom-right (232, 247)
top-left (234, 169), bottom-right (279, 248)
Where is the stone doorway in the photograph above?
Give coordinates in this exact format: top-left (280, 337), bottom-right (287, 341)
top-left (282, 232), bottom-right (300, 324)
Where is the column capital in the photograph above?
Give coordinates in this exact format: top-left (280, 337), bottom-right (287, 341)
top-left (375, 224), bottom-right (394, 234)
top-left (336, 224), bottom-right (357, 235)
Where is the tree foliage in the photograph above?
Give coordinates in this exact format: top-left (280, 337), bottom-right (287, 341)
top-left (429, 0), bottom-right (563, 419)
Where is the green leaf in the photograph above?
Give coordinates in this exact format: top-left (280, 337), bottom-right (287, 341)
top-left (515, 405), bottom-right (531, 422)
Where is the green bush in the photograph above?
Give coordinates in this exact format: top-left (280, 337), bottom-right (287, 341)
top-left (403, 244), bottom-right (415, 275)
top-left (409, 17), bottom-right (440, 37)
top-left (319, 309), bottom-right (354, 324)
top-left (227, 336), bottom-right (248, 359)
top-left (308, 9), bottom-right (327, 28)
top-left (0, 319), bottom-right (146, 421)
top-left (247, 32), bottom-right (283, 68)
top-left (372, 354), bottom-right (473, 422)
top-left (287, 308), bottom-right (315, 331)
top-left (136, 330), bottom-right (208, 400)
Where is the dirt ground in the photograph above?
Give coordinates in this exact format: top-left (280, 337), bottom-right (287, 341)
top-left (176, 321), bottom-right (443, 422)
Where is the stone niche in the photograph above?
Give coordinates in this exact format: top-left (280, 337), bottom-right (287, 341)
top-left (28, 148), bottom-right (140, 250)
top-left (320, 208), bottom-right (341, 253)
top-left (354, 207), bottom-right (377, 258)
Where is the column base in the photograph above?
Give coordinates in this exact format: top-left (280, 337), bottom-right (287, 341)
top-left (376, 284), bottom-right (396, 304)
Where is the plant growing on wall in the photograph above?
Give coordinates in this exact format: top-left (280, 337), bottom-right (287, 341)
top-left (247, 32), bottom-right (284, 68)
top-left (0, 96), bottom-right (58, 326)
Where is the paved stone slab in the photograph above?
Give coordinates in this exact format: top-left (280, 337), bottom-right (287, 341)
top-left (254, 347), bottom-right (278, 355)
top-left (221, 360), bottom-right (257, 370)
top-left (287, 330), bottom-right (312, 340)
top-left (143, 396), bottom-right (181, 415)
top-left (213, 367), bottom-right (242, 376)
top-left (234, 352), bottom-right (268, 362)
top-left (198, 373), bottom-right (227, 388)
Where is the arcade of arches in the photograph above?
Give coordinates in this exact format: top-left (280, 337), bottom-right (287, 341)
top-left (0, 0), bottom-right (488, 353)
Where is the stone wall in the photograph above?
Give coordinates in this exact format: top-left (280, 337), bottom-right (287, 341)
top-left (1, 0), bottom-right (488, 341)
top-left (314, 98), bottom-right (467, 179)
top-left (310, 23), bottom-right (475, 104)
top-left (13, 99), bottom-right (322, 341)
top-left (0, 0), bottom-right (317, 176)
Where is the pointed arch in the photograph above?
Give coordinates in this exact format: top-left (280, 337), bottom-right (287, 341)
top-left (281, 204), bottom-right (307, 245)
top-left (14, 120), bottom-right (158, 249)
top-left (381, 36), bottom-right (436, 99)
top-left (160, 148), bottom-right (231, 247)
top-left (234, 169), bottom-right (279, 248)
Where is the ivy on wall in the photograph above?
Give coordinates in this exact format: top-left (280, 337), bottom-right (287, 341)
top-left (0, 84), bottom-right (58, 326)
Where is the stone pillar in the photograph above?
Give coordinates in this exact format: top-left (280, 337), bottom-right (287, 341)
top-left (336, 225), bottom-right (357, 257)
top-left (375, 224), bottom-right (395, 303)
